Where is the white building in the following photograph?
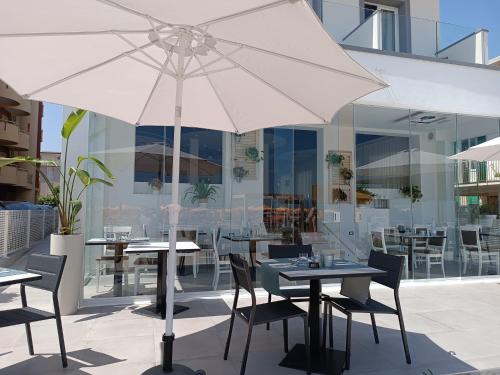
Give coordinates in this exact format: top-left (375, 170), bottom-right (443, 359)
top-left (66, 0), bottom-right (500, 303)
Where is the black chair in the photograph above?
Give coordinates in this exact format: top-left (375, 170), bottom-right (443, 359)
top-left (322, 251), bottom-right (411, 370)
top-left (265, 244), bottom-right (313, 331)
top-left (0, 254), bottom-right (68, 367)
top-left (224, 254), bottom-right (311, 375)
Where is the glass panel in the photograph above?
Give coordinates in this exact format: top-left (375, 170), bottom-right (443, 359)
top-left (353, 105), bottom-right (412, 278)
top-left (456, 115), bottom-right (500, 277)
top-left (409, 110), bottom-right (458, 279)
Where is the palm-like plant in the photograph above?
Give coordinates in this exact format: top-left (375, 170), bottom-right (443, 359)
top-left (0, 109), bottom-right (115, 235)
top-left (184, 181), bottom-right (218, 204)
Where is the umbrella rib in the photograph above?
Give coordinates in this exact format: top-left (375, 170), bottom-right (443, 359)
top-left (113, 32), bottom-right (164, 69)
top-left (25, 39), bottom-right (157, 98)
top-left (136, 57), bottom-right (172, 125)
top-left (0, 30), bottom-right (152, 38)
top-left (206, 46), bottom-right (328, 124)
top-left (193, 55), bottom-right (241, 134)
top-left (96, 0), bottom-right (171, 27)
top-left (197, 0), bottom-right (289, 27)
top-left (216, 38), bottom-right (388, 87)
top-left (185, 47), bottom-right (243, 78)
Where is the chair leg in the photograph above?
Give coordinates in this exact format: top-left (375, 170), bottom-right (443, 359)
top-left (370, 313), bottom-right (379, 344)
top-left (397, 312), bottom-right (411, 364)
top-left (479, 255), bottom-right (483, 276)
top-left (282, 319), bottom-right (289, 353)
top-left (328, 304), bottom-right (333, 349)
top-left (55, 315), bottom-right (68, 368)
top-left (240, 324), bottom-right (254, 375)
top-left (224, 311), bottom-right (236, 360)
top-left (426, 255), bottom-right (431, 279)
top-left (193, 254), bottom-right (198, 279)
top-left (134, 268), bottom-right (140, 295)
top-left (266, 293), bottom-right (272, 331)
top-left (345, 313), bottom-right (352, 370)
top-left (25, 322), bottom-right (34, 355)
top-left (441, 257), bottom-right (446, 277)
top-left (303, 316), bottom-right (311, 375)
top-left (96, 261), bottom-right (100, 293)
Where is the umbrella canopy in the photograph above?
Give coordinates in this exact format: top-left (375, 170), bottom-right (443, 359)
top-left (0, 0), bottom-right (387, 371)
top-left (449, 136), bottom-right (500, 161)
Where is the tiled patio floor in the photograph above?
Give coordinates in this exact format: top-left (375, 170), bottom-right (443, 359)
top-left (3, 276), bottom-right (500, 375)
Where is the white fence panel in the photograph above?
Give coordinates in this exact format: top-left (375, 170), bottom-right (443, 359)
top-left (0, 208), bottom-right (58, 257)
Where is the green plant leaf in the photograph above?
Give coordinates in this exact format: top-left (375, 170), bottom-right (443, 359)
top-left (69, 166), bottom-right (77, 176)
top-left (61, 109), bottom-right (87, 140)
top-left (76, 169), bottom-right (91, 186)
top-left (83, 156), bottom-right (116, 180)
top-left (0, 156), bottom-right (57, 168)
top-left (88, 177), bottom-right (113, 187)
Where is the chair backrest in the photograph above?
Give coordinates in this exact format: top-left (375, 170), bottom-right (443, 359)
top-left (212, 228), bottom-right (222, 256)
top-left (268, 244), bottom-right (312, 259)
top-left (370, 229), bottom-right (386, 253)
top-left (413, 225), bottom-right (428, 235)
top-left (368, 250), bottom-right (403, 290)
top-left (23, 254), bottom-right (67, 293)
top-left (428, 227), bottom-right (447, 248)
top-left (229, 253), bottom-right (255, 297)
top-left (177, 230), bottom-right (197, 242)
top-left (460, 226), bottom-right (481, 251)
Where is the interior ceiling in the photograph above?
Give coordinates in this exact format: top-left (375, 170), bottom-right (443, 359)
top-left (353, 105), bottom-right (498, 135)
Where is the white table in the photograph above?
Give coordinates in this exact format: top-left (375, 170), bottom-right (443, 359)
top-left (125, 241), bottom-right (200, 318)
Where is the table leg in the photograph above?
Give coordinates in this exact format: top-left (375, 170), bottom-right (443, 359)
top-left (113, 243), bottom-right (124, 297)
top-left (408, 242), bottom-right (413, 278)
top-left (249, 240), bottom-right (257, 281)
top-left (278, 279), bottom-right (345, 374)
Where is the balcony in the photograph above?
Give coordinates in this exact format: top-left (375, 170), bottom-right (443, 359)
top-left (0, 120), bottom-right (19, 145)
top-left (322, 1), bottom-right (491, 65)
top-left (0, 165), bottom-right (17, 185)
top-left (0, 80), bottom-right (21, 107)
top-left (10, 131), bottom-right (30, 151)
top-left (457, 160), bottom-right (500, 186)
top-left (15, 168), bottom-right (31, 189)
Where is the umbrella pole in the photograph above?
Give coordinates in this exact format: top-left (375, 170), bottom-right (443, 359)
top-left (163, 32), bottom-right (187, 372)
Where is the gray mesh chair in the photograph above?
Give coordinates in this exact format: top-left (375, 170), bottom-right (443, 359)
top-left (224, 254), bottom-right (310, 375)
top-left (0, 254), bottom-right (67, 367)
top-left (322, 251), bottom-right (411, 370)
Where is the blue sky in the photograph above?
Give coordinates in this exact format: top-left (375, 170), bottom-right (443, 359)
top-left (40, 0), bottom-right (500, 152)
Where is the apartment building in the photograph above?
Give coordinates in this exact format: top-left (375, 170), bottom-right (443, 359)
top-left (0, 80), bottom-right (42, 202)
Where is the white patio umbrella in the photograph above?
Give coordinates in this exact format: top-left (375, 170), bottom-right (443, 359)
top-left (0, 0), bottom-right (387, 372)
top-left (449, 136), bottom-right (500, 161)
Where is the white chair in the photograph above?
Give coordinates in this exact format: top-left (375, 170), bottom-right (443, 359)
top-left (413, 227), bottom-right (447, 278)
top-left (460, 225), bottom-right (500, 276)
top-left (370, 228), bottom-right (408, 279)
top-left (95, 226), bottom-right (131, 293)
top-left (133, 254), bottom-right (158, 295)
top-left (212, 228), bottom-right (232, 290)
top-left (412, 225), bottom-right (429, 252)
top-left (177, 229), bottom-right (199, 278)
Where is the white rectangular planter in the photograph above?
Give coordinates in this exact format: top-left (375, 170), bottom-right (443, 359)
top-left (50, 234), bottom-right (84, 315)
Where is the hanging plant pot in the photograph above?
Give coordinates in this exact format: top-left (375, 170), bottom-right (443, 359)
top-left (325, 152), bottom-right (344, 167)
top-left (233, 166), bottom-right (249, 183)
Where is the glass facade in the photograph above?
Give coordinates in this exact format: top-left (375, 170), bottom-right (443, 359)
top-left (82, 104), bottom-right (500, 302)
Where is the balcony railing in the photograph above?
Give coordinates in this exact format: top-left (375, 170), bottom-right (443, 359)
top-left (0, 120), bottom-right (19, 145)
top-left (0, 165), bottom-right (17, 185)
top-left (457, 160), bottom-right (500, 185)
top-left (11, 130), bottom-right (30, 151)
top-left (322, 0), bottom-right (491, 65)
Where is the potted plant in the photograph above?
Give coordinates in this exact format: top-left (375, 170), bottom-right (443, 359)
top-left (0, 109), bottom-right (115, 315)
top-left (148, 177), bottom-right (163, 192)
top-left (184, 180), bottom-right (218, 207)
top-left (233, 166), bottom-right (249, 183)
top-left (332, 187), bottom-right (348, 202)
top-left (340, 167), bottom-right (353, 183)
top-left (245, 147), bottom-right (264, 163)
top-left (356, 184), bottom-right (375, 205)
top-left (399, 185), bottom-right (423, 203)
top-left (325, 152), bottom-right (344, 167)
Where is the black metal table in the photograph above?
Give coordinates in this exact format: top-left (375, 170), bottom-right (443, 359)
top-left (125, 241), bottom-right (200, 318)
top-left (0, 267), bottom-right (41, 287)
top-left (86, 238), bottom-right (149, 297)
top-left (258, 258), bottom-right (386, 375)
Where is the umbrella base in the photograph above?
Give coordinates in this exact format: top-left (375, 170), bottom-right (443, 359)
top-left (142, 364), bottom-right (206, 374)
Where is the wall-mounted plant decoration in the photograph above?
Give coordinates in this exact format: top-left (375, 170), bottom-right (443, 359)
top-left (399, 185), bottom-right (423, 203)
top-left (340, 167), bottom-right (353, 182)
top-left (148, 177), bottom-right (163, 192)
top-left (233, 166), bottom-right (249, 183)
top-left (356, 184), bottom-right (375, 204)
top-left (245, 146), bottom-right (264, 163)
top-left (325, 152), bottom-right (344, 166)
top-left (332, 187), bottom-right (348, 202)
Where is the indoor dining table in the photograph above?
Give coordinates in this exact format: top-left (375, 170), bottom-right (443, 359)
top-left (257, 258), bottom-right (386, 375)
top-left (125, 241), bottom-right (200, 318)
